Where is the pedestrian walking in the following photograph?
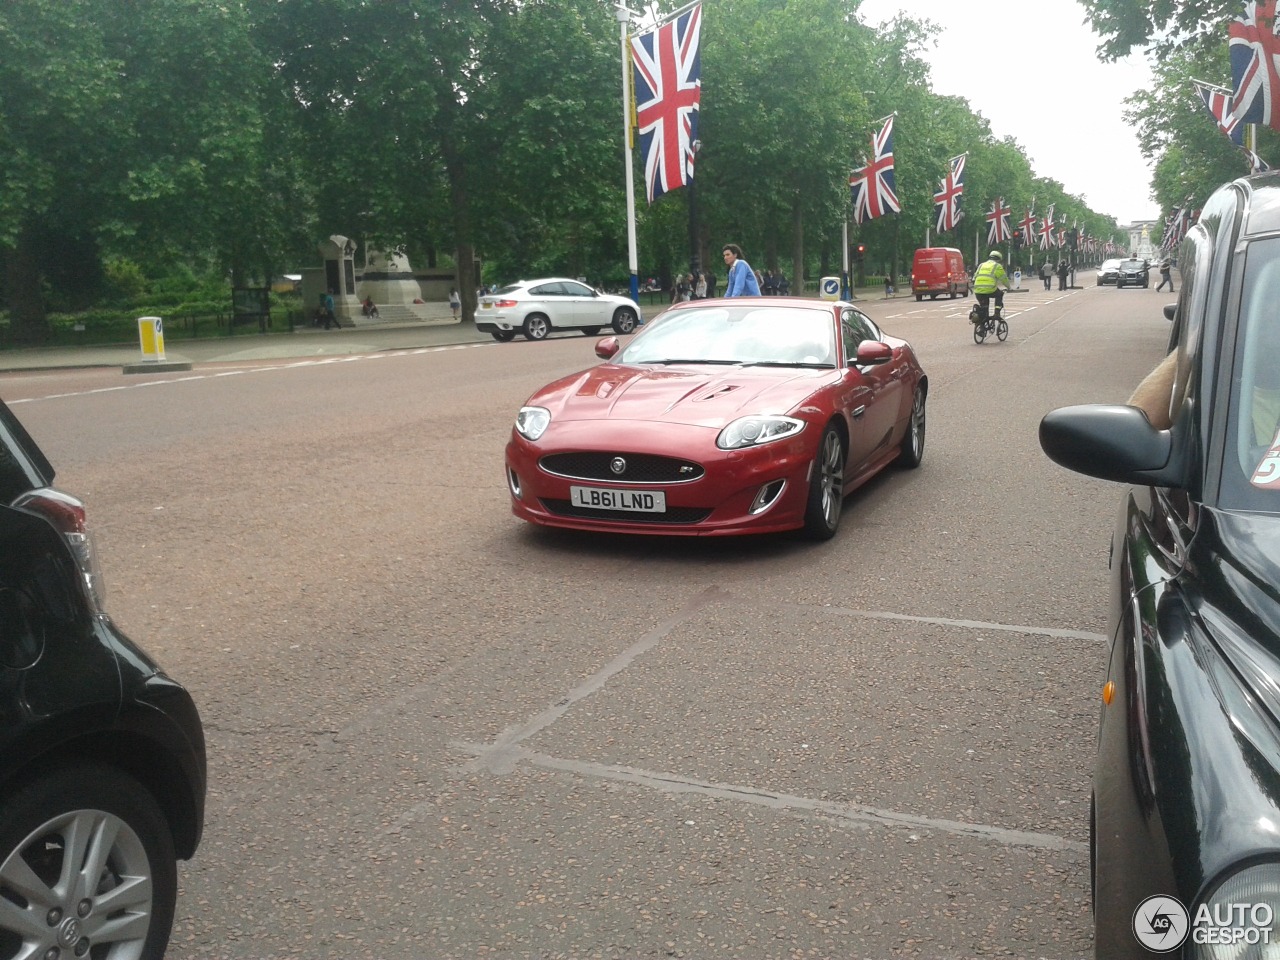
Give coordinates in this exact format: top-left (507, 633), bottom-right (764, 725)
top-left (1156, 258), bottom-right (1175, 293)
top-left (1056, 259), bottom-right (1070, 291)
top-left (1040, 259), bottom-right (1053, 291)
top-left (449, 287), bottom-right (461, 319)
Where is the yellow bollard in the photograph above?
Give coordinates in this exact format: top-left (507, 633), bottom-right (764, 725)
top-left (137, 316), bottom-right (166, 362)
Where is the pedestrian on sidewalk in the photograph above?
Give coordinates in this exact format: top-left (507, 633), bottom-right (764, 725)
top-left (1040, 259), bottom-right (1053, 290)
top-left (449, 288), bottom-right (461, 319)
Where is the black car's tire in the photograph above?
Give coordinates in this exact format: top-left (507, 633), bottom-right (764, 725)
top-left (896, 385), bottom-right (926, 468)
top-left (491, 330), bottom-right (516, 343)
top-left (802, 424), bottom-right (845, 541)
top-left (612, 308), bottom-right (638, 335)
top-left (1117, 280), bottom-right (1125, 289)
top-left (0, 763), bottom-right (177, 960)
top-left (915, 294), bottom-right (922, 301)
top-left (581, 327), bottom-right (601, 336)
top-left (522, 314), bottom-right (551, 340)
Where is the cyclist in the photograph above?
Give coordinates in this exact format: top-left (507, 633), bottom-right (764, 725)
top-left (972, 250), bottom-right (1011, 323)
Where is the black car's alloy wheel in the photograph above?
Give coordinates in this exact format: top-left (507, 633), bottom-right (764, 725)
top-left (0, 764), bottom-right (177, 960)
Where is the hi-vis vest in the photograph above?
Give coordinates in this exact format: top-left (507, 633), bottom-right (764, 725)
top-left (973, 259), bottom-right (1007, 294)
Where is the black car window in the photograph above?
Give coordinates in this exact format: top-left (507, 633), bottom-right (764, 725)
top-left (1222, 236), bottom-right (1280, 512)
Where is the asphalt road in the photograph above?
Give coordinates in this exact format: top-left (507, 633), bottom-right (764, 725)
top-left (0, 276), bottom-right (1176, 959)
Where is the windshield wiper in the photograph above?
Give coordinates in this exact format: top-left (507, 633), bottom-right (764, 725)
top-left (742, 360), bottom-right (836, 369)
top-left (643, 358), bottom-right (744, 365)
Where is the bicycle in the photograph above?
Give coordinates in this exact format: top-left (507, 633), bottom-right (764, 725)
top-left (968, 300), bottom-right (1009, 344)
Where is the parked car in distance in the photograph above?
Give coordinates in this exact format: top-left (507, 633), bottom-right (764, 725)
top-left (910, 246), bottom-right (969, 300)
top-left (0, 396), bottom-right (206, 960)
top-left (505, 297), bottom-right (927, 541)
top-left (1114, 257), bottom-right (1150, 288)
top-left (476, 278), bottom-right (641, 342)
top-left (1039, 172), bottom-right (1280, 957)
top-left (1096, 258), bottom-right (1123, 285)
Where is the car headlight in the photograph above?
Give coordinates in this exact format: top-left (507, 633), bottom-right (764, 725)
top-left (1188, 863), bottom-right (1280, 957)
top-left (716, 415), bottom-right (805, 450)
top-left (515, 406), bottom-right (551, 441)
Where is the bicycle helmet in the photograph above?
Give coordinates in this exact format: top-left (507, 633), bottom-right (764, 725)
top-left (989, 250), bottom-right (1003, 261)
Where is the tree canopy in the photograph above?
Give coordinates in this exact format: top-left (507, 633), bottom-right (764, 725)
top-left (0, 0), bottom-right (1141, 341)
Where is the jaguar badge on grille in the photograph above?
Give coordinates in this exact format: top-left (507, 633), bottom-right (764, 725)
top-left (610, 457), bottom-right (627, 475)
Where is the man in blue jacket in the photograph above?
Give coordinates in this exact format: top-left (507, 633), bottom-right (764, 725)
top-left (722, 244), bottom-right (762, 297)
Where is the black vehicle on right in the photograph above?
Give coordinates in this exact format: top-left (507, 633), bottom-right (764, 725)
top-left (1114, 257), bottom-right (1150, 288)
top-left (1040, 171), bottom-right (1280, 957)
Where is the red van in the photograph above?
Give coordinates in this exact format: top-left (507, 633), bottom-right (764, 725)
top-left (910, 247), bottom-right (969, 300)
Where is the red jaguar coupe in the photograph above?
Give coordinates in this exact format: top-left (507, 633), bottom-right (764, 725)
top-left (504, 297), bottom-right (927, 540)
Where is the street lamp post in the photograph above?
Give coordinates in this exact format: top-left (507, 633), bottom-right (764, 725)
top-left (616, 1), bottom-right (640, 304)
top-left (687, 139), bottom-right (702, 283)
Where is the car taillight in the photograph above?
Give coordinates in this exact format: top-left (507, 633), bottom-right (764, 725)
top-left (493, 300), bottom-right (519, 308)
top-left (12, 488), bottom-right (107, 613)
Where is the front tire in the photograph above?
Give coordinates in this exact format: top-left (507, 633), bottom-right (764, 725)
top-left (996, 319), bottom-right (1009, 341)
top-left (802, 425), bottom-right (845, 541)
top-left (611, 308), bottom-right (638, 335)
top-left (0, 764), bottom-right (178, 960)
top-left (896, 385), bottom-right (926, 468)
top-left (522, 314), bottom-right (551, 340)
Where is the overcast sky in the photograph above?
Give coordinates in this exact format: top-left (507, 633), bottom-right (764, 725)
top-left (856, 0), bottom-right (1161, 225)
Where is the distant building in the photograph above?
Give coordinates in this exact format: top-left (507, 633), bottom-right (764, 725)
top-left (1122, 221), bottom-right (1159, 260)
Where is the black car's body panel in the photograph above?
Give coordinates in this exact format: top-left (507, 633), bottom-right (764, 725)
top-left (1041, 171), bottom-right (1280, 956)
top-left (0, 396), bottom-right (207, 861)
top-left (1116, 258), bottom-right (1150, 288)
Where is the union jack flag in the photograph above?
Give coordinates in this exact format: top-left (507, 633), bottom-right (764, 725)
top-left (1245, 145), bottom-right (1272, 171)
top-left (1195, 80), bottom-right (1244, 144)
top-left (1039, 205), bottom-right (1057, 249)
top-left (986, 197), bottom-right (1011, 244)
top-left (850, 116), bottom-right (900, 223)
top-left (1230, 1), bottom-right (1280, 129)
top-left (1018, 209), bottom-right (1038, 247)
top-left (632, 3), bottom-right (702, 204)
top-left (933, 154), bottom-right (965, 232)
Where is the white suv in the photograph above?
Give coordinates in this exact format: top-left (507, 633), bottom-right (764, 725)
top-left (477, 278), bottom-right (640, 342)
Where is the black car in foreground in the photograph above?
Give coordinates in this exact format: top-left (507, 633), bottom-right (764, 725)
top-left (1040, 172), bottom-right (1280, 957)
top-left (1115, 257), bottom-right (1150, 288)
top-left (0, 397), bottom-right (205, 960)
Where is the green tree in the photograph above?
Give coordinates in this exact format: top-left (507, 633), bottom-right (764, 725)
top-left (0, 0), bottom-right (271, 343)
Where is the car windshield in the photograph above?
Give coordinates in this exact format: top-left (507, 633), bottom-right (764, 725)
top-left (1223, 236), bottom-right (1280, 513)
top-left (617, 304), bottom-right (837, 367)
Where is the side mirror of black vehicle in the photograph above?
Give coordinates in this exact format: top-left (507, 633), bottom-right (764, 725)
top-left (1164, 304), bottom-right (1177, 321)
top-left (1039, 404), bottom-right (1186, 487)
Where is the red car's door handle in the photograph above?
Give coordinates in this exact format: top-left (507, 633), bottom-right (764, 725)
top-left (852, 405), bottom-right (866, 419)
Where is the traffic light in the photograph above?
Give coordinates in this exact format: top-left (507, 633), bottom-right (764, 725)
top-left (855, 243), bottom-right (866, 262)
top-left (1013, 229), bottom-right (1023, 250)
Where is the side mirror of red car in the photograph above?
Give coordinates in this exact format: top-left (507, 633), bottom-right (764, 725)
top-left (595, 337), bottom-right (621, 360)
top-left (855, 341), bottom-right (892, 366)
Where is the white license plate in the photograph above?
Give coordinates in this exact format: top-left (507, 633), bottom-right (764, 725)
top-left (570, 486), bottom-right (666, 513)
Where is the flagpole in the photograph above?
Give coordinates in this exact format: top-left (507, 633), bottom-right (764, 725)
top-left (616, 2), bottom-right (640, 305)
